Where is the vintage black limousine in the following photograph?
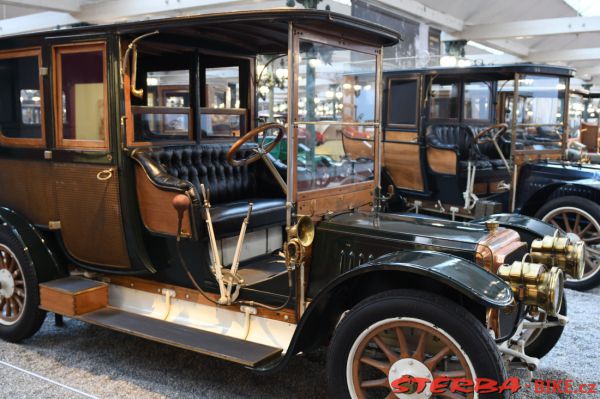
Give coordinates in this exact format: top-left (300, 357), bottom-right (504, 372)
top-left (381, 64), bottom-right (600, 291)
top-left (0, 11), bottom-right (582, 398)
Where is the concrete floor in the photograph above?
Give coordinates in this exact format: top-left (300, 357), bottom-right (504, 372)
top-left (0, 287), bottom-right (599, 399)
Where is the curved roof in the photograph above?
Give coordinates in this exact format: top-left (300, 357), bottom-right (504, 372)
top-left (0, 9), bottom-right (400, 52)
top-left (385, 63), bottom-right (575, 78)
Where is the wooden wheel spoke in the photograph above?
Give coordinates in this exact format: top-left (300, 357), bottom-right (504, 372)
top-left (550, 220), bottom-right (561, 229)
top-left (433, 370), bottom-right (467, 378)
top-left (425, 346), bottom-right (451, 371)
top-left (395, 327), bottom-right (410, 359)
top-left (579, 221), bottom-right (594, 236)
top-left (360, 356), bottom-right (390, 374)
top-left (373, 335), bottom-right (399, 363)
top-left (573, 213), bottom-right (581, 234)
top-left (562, 212), bottom-right (572, 232)
top-left (360, 377), bottom-right (389, 389)
top-left (414, 330), bottom-right (428, 361)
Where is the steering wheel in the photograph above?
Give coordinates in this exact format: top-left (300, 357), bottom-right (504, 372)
top-left (226, 123), bottom-right (285, 167)
top-left (474, 123), bottom-right (508, 144)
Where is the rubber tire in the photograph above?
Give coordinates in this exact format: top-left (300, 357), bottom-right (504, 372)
top-left (524, 294), bottom-right (566, 359)
top-left (535, 196), bottom-right (600, 291)
top-left (326, 289), bottom-right (508, 399)
top-left (0, 227), bottom-right (46, 342)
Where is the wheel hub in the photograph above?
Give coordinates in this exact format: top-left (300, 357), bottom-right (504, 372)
top-left (0, 268), bottom-right (14, 298)
top-left (388, 358), bottom-right (433, 399)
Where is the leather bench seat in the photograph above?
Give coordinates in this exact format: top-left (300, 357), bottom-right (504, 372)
top-left (133, 143), bottom-right (286, 237)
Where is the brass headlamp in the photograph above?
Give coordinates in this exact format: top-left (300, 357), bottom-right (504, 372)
top-left (285, 216), bottom-right (315, 264)
top-left (497, 261), bottom-right (563, 316)
top-left (529, 235), bottom-right (585, 279)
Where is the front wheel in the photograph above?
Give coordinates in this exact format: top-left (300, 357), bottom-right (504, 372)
top-left (327, 289), bottom-right (507, 399)
top-left (535, 196), bottom-right (600, 291)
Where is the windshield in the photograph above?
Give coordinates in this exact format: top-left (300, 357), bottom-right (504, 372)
top-left (295, 41), bottom-right (377, 191)
top-left (500, 75), bottom-right (567, 152)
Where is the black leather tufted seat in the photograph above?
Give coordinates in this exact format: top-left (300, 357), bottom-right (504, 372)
top-left (133, 143), bottom-right (286, 237)
top-left (425, 124), bottom-right (493, 172)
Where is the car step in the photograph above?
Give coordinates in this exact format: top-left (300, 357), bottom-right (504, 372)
top-left (79, 307), bottom-right (283, 367)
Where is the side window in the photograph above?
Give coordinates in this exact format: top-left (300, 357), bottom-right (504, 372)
top-left (134, 69), bottom-right (191, 141)
top-left (429, 81), bottom-right (459, 120)
top-left (387, 78), bottom-right (418, 127)
top-left (202, 66), bottom-right (245, 138)
top-left (0, 49), bottom-right (44, 147)
top-left (54, 43), bottom-right (108, 149)
top-left (464, 81), bottom-right (491, 121)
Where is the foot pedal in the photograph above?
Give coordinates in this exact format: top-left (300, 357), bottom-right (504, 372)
top-left (40, 276), bottom-right (108, 317)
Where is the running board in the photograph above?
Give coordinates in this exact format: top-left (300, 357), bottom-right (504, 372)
top-left (78, 308), bottom-right (283, 367)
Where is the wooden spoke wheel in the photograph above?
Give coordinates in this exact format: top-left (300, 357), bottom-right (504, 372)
top-left (326, 291), bottom-right (507, 399)
top-left (541, 206), bottom-right (600, 283)
top-left (0, 244), bottom-right (26, 326)
top-left (349, 318), bottom-right (474, 399)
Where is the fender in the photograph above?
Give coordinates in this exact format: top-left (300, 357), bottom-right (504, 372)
top-left (255, 250), bottom-right (512, 373)
top-left (517, 180), bottom-right (600, 216)
top-left (0, 207), bottom-right (66, 282)
top-left (473, 213), bottom-right (561, 244)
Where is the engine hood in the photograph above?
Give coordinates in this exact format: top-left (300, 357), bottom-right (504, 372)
top-left (323, 212), bottom-right (494, 251)
top-left (527, 161), bottom-right (600, 185)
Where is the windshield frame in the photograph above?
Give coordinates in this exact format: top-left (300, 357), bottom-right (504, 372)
top-left (509, 72), bottom-right (569, 158)
top-left (285, 23), bottom-right (383, 224)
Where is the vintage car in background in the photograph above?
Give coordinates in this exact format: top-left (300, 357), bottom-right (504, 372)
top-left (0, 11), bottom-right (582, 398)
top-left (382, 64), bottom-right (600, 290)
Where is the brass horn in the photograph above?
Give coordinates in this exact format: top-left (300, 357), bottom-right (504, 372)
top-left (288, 215), bottom-right (315, 248)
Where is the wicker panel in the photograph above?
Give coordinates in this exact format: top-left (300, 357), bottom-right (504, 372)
top-left (54, 163), bottom-right (130, 268)
top-left (0, 158), bottom-right (58, 224)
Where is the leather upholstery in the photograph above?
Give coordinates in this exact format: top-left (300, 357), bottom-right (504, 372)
top-left (426, 124), bottom-right (480, 161)
top-left (132, 143), bottom-right (286, 237)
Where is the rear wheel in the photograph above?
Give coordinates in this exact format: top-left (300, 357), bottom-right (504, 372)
top-left (327, 289), bottom-right (507, 399)
top-left (0, 228), bottom-right (46, 342)
top-left (535, 196), bottom-right (600, 291)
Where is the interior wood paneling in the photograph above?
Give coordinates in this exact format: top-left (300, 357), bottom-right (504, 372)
top-left (383, 142), bottom-right (423, 191)
top-left (0, 159), bottom-right (58, 225)
top-left (385, 131), bottom-right (417, 142)
top-left (427, 147), bottom-right (457, 175)
top-left (513, 152), bottom-right (561, 165)
top-left (54, 163), bottom-right (130, 268)
top-left (135, 165), bottom-right (192, 236)
top-left (297, 181), bottom-right (373, 218)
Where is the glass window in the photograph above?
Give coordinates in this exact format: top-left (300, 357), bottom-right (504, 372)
top-left (134, 70), bottom-right (190, 141)
top-left (429, 81), bottom-right (458, 119)
top-left (295, 41), bottom-right (376, 192)
top-left (201, 110), bottom-right (245, 137)
top-left (56, 45), bottom-right (107, 147)
top-left (387, 79), bottom-right (418, 126)
top-left (501, 75), bottom-right (566, 152)
top-left (464, 81), bottom-right (491, 121)
top-left (0, 51), bottom-right (44, 145)
top-left (206, 66), bottom-right (239, 109)
top-left (256, 55), bottom-right (288, 124)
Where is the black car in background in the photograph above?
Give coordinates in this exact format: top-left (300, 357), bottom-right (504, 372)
top-left (382, 64), bottom-right (600, 290)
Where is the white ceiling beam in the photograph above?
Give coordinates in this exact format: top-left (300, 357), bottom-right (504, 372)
top-left (0, 0), bottom-right (80, 13)
top-left (458, 16), bottom-right (600, 41)
top-left (529, 47), bottom-right (600, 63)
top-left (361, 0), bottom-right (463, 32)
top-left (0, 11), bottom-right (80, 36)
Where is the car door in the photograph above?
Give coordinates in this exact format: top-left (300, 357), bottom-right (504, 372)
top-left (49, 40), bottom-right (131, 269)
top-left (382, 75), bottom-right (426, 192)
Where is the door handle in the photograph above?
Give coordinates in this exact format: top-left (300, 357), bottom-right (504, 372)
top-left (97, 168), bottom-right (114, 181)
